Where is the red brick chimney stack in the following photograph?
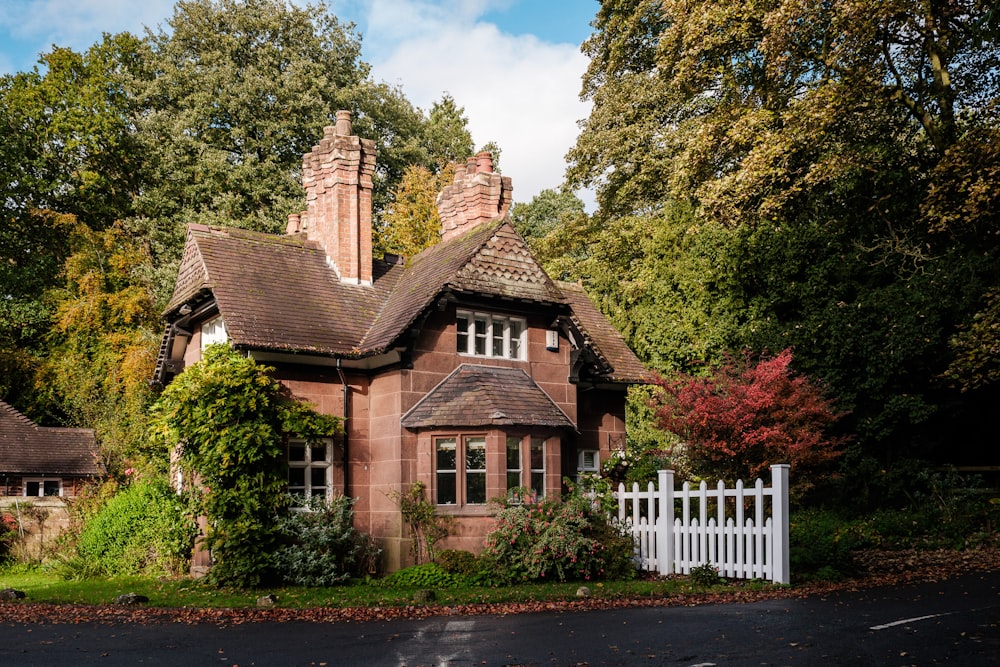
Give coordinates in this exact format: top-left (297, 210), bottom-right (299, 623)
top-left (291, 110), bottom-right (376, 285)
top-left (437, 150), bottom-right (513, 242)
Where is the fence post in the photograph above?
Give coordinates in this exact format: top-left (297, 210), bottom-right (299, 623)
top-left (656, 469), bottom-right (674, 576)
top-left (771, 464), bottom-right (790, 585)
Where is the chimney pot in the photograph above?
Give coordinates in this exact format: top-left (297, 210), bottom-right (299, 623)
top-left (335, 110), bottom-right (352, 136)
top-left (286, 213), bottom-right (301, 234)
top-left (475, 151), bottom-right (493, 173)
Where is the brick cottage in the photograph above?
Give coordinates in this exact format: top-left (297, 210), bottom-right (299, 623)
top-left (152, 112), bottom-right (647, 572)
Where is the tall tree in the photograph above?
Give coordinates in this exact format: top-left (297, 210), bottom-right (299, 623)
top-left (422, 93), bottom-right (474, 168)
top-left (0, 36), bottom-right (144, 415)
top-left (565, 0), bottom-right (1000, 464)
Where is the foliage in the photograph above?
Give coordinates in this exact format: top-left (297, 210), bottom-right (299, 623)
top-left (375, 562), bottom-right (461, 589)
top-left (789, 509), bottom-right (857, 582)
top-left (272, 495), bottom-right (378, 587)
top-left (652, 349), bottom-right (845, 492)
top-left (388, 482), bottom-right (452, 565)
top-left (150, 345), bottom-right (342, 587)
top-left (944, 288), bottom-right (1000, 392)
top-left (689, 562), bottom-right (723, 587)
top-left (34, 219), bottom-right (159, 473)
top-left (375, 163), bottom-right (456, 258)
top-left (482, 491), bottom-right (635, 584)
top-left (422, 94), bottom-right (475, 169)
top-left (434, 549), bottom-right (479, 577)
top-left (70, 479), bottom-right (195, 578)
top-left (561, 0), bottom-right (1000, 473)
top-left (510, 188), bottom-right (586, 248)
top-left (0, 514), bottom-right (17, 564)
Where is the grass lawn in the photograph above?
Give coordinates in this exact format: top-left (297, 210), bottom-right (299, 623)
top-left (0, 568), bottom-right (771, 610)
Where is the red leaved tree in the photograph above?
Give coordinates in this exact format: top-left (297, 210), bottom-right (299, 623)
top-left (653, 349), bottom-right (846, 488)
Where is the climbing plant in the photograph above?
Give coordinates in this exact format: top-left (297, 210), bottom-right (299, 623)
top-left (149, 345), bottom-right (342, 587)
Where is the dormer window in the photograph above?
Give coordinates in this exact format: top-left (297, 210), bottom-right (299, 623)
top-left (456, 310), bottom-right (526, 360)
top-left (201, 315), bottom-right (228, 350)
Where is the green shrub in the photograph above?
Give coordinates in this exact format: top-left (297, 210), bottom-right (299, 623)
top-left (689, 562), bottom-right (722, 587)
top-left (377, 562), bottom-right (460, 589)
top-left (482, 490), bottom-right (636, 584)
top-left (434, 549), bottom-right (478, 576)
top-left (73, 479), bottom-right (195, 577)
top-left (0, 514), bottom-right (17, 564)
top-left (272, 495), bottom-right (378, 587)
top-left (789, 509), bottom-right (855, 581)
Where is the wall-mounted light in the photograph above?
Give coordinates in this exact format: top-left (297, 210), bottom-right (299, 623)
top-left (545, 329), bottom-right (559, 351)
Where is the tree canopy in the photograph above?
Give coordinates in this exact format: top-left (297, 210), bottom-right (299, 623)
top-left (565, 0), bottom-right (1000, 466)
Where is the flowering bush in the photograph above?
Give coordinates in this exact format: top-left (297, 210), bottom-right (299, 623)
top-left (481, 490), bottom-right (635, 584)
top-left (652, 348), bottom-right (846, 493)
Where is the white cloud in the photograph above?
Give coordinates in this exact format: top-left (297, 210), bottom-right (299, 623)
top-left (364, 2), bottom-right (591, 206)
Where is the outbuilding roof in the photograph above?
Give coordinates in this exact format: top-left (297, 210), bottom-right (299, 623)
top-left (0, 401), bottom-right (104, 476)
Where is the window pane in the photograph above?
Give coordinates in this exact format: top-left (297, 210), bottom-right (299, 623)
top-left (507, 471), bottom-right (521, 490)
top-left (26, 481), bottom-right (40, 497)
top-left (289, 467), bottom-right (306, 488)
top-left (436, 439), bottom-right (456, 470)
top-left (437, 472), bottom-right (456, 504)
top-left (466, 472), bottom-right (486, 504)
top-left (289, 444), bottom-right (306, 462)
top-left (530, 472), bottom-right (544, 497)
top-left (492, 322), bottom-right (504, 357)
top-left (508, 320), bottom-right (523, 359)
top-left (466, 437), bottom-right (486, 471)
top-left (310, 444), bottom-right (327, 463)
top-left (456, 315), bottom-right (469, 353)
top-left (506, 436), bottom-right (521, 469)
top-left (530, 438), bottom-right (545, 469)
top-left (474, 317), bottom-right (487, 355)
top-left (310, 467), bottom-right (327, 489)
top-left (43, 480), bottom-right (60, 496)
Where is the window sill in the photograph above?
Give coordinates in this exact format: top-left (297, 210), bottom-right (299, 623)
top-left (434, 504), bottom-right (494, 517)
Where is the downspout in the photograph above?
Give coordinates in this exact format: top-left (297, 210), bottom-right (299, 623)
top-left (336, 359), bottom-right (350, 495)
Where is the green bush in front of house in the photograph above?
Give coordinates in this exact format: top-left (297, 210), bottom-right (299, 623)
top-left (481, 489), bottom-right (636, 584)
top-left (68, 478), bottom-right (195, 577)
top-left (272, 495), bottom-right (379, 586)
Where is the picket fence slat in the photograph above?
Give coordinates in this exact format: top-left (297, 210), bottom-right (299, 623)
top-left (614, 465), bottom-right (790, 584)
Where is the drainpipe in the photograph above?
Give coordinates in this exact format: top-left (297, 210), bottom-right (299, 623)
top-left (336, 359), bottom-right (350, 495)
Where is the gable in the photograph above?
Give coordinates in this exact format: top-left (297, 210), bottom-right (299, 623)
top-left (363, 221), bottom-right (565, 352)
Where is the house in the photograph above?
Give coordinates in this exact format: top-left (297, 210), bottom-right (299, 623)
top-left (152, 111), bottom-right (648, 571)
top-left (0, 399), bottom-right (104, 498)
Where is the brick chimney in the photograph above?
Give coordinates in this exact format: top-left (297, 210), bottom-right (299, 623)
top-left (437, 151), bottom-right (512, 242)
top-left (288, 110), bottom-right (376, 285)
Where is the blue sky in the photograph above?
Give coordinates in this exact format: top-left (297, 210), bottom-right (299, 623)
top-left (0, 0), bottom-right (600, 206)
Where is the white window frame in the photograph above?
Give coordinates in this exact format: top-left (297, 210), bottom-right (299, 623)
top-left (200, 315), bottom-right (228, 350)
top-left (578, 450), bottom-right (600, 474)
top-left (456, 310), bottom-right (526, 361)
top-left (504, 435), bottom-right (546, 500)
top-left (287, 438), bottom-right (333, 506)
top-left (23, 478), bottom-right (62, 497)
top-left (434, 434), bottom-right (488, 507)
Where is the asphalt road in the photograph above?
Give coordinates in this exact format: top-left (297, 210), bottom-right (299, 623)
top-left (2, 569), bottom-right (998, 666)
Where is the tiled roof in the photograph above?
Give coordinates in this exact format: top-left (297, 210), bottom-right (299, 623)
top-left (557, 281), bottom-right (651, 384)
top-left (161, 220), bottom-right (647, 385)
top-left (0, 401), bottom-right (104, 476)
top-left (401, 364), bottom-right (576, 430)
top-left (166, 225), bottom-right (404, 356)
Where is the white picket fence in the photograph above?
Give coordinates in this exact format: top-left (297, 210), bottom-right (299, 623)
top-left (615, 465), bottom-right (789, 584)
